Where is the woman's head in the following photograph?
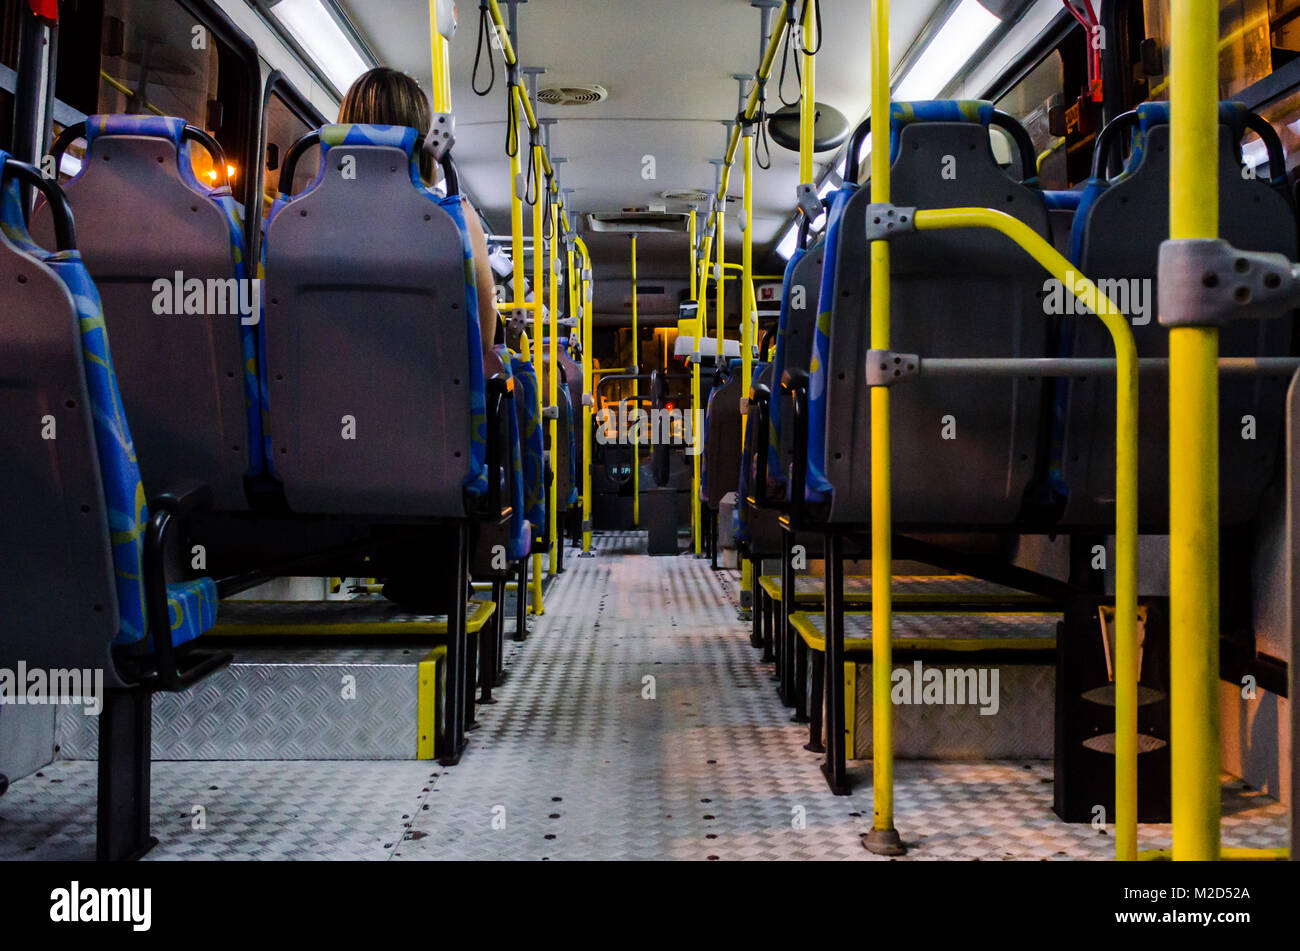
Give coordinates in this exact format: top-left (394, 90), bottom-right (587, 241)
top-left (339, 67), bottom-right (434, 182)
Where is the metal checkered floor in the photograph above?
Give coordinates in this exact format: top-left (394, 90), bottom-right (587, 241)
top-left (0, 532), bottom-right (1287, 860)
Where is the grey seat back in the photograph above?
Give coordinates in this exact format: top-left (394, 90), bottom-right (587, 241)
top-left (825, 119), bottom-right (1050, 526)
top-left (0, 174), bottom-right (121, 684)
top-left (771, 238), bottom-right (824, 488)
top-left (557, 343), bottom-right (585, 484)
top-left (33, 122), bottom-right (252, 510)
top-left (1062, 119), bottom-right (1296, 526)
top-left (705, 370), bottom-right (743, 508)
top-left (263, 135), bottom-right (474, 518)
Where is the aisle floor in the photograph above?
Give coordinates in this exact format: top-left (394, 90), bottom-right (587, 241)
top-left (0, 532), bottom-right (1287, 860)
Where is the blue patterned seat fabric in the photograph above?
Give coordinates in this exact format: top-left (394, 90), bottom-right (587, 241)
top-left (491, 345), bottom-right (532, 562)
top-left (1, 152), bottom-right (217, 649)
top-left (510, 351), bottom-right (547, 545)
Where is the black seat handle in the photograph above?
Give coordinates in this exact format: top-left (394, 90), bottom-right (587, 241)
top-left (281, 128), bottom-right (460, 198)
top-left (989, 111), bottom-right (1039, 183)
top-left (0, 156), bottom-right (76, 250)
top-left (50, 120), bottom-right (232, 189)
top-left (759, 325), bottom-right (777, 361)
top-left (1089, 110), bottom-right (1139, 180)
top-left (846, 108), bottom-right (1037, 186)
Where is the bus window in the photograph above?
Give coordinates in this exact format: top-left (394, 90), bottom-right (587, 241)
top-left (51, 0), bottom-right (256, 208)
top-left (1140, 0), bottom-right (1273, 100)
top-left (996, 50), bottom-right (1069, 189)
top-left (262, 79), bottom-right (320, 219)
top-left (0, 0), bottom-right (18, 153)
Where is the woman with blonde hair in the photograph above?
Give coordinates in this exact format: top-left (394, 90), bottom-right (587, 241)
top-left (340, 67), bottom-right (501, 612)
top-left (340, 67), bottom-right (500, 353)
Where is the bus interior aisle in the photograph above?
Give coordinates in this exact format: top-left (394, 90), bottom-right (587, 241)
top-left (2, 0), bottom-right (1300, 915)
top-left (0, 530), bottom-right (1285, 862)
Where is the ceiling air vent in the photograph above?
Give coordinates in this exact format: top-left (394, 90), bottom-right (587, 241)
top-left (537, 84), bottom-right (608, 106)
top-left (661, 188), bottom-right (710, 203)
top-left (586, 211), bottom-right (689, 233)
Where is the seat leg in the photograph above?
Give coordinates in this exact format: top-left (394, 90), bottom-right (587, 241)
top-left (514, 556), bottom-right (528, 641)
top-left (806, 650), bottom-right (825, 753)
top-left (465, 630), bottom-right (480, 729)
top-left (97, 687), bottom-right (156, 861)
top-left (793, 635), bottom-right (809, 724)
top-left (710, 510), bottom-right (719, 569)
top-left (780, 529), bottom-right (797, 703)
top-left (439, 523), bottom-right (469, 766)
top-left (491, 576), bottom-right (507, 686)
top-left (821, 531), bottom-right (850, 794)
top-left (751, 564), bottom-right (763, 649)
top-left (477, 603), bottom-right (497, 702)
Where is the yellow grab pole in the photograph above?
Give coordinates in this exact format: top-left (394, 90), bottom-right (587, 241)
top-left (865, 0), bottom-right (899, 853)
top-left (689, 208), bottom-right (700, 554)
top-left (547, 198), bottom-right (559, 575)
top-left (694, 231), bottom-right (713, 556)
top-left (577, 237), bottom-right (594, 555)
top-left (741, 132), bottom-right (754, 438)
top-left (509, 89), bottom-right (526, 332)
top-left (914, 209), bottom-right (1140, 860)
top-left (567, 232), bottom-right (578, 545)
top-left (799, 0), bottom-right (815, 185)
top-left (530, 138), bottom-right (545, 613)
top-left (715, 205), bottom-right (725, 360)
top-left (1167, 0), bottom-right (1221, 861)
top-left (631, 234), bottom-right (640, 528)
top-left (428, 2), bottom-right (451, 113)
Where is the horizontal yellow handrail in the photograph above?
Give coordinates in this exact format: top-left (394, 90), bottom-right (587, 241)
top-left (914, 206), bottom-right (1140, 861)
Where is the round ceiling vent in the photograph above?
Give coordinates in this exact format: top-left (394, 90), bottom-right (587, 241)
top-left (537, 83), bottom-right (608, 106)
top-left (661, 188), bottom-right (710, 203)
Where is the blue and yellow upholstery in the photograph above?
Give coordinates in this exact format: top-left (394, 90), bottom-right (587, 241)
top-left (492, 345), bottom-right (532, 561)
top-left (78, 115), bottom-right (261, 480)
top-left (510, 353), bottom-right (546, 543)
top-left (1, 154), bottom-right (217, 649)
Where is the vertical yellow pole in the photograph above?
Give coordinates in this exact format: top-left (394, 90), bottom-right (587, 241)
top-left (548, 198), bottom-right (560, 575)
top-left (689, 208), bottom-right (700, 554)
top-left (578, 237), bottom-right (594, 555)
top-left (799, 0), bottom-right (815, 186)
top-left (566, 231), bottom-right (578, 545)
top-left (631, 234), bottom-right (640, 528)
top-left (741, 133), bottom-right (754, 438)
top-left (695, 232), bottom-right (712, 556)
top-left (715, 205), bottom-right (726, 360)
top-left (509, 90), bottom-right (525, 326)
top-left (1167, 0), bottom-right (1221, 861)
top-left (531, 137), bottom-right (545, 613)
top-left (865, 0), bottom-right (900, 853)
top-left (428, 4), bottom-right (451, 114)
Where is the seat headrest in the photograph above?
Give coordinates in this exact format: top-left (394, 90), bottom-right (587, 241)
top-left (317, 123), bottom-right (426, 191)
top-left (1133, 100), bottom-right (1247, 137)
top-left (889, 100), bottom-right (995, 130)
top-left (85, 114), bottom-right (186, 147)
top-left (319, 123), bottom-right (421, 155)
top-left (887, 100), bottom-right (997, 170)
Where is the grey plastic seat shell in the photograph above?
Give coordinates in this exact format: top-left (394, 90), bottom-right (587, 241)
top-left (824, 120), bottom-right (1050, 526)
top-left (0, 238), bottom-right (126, 687)
top-left (771, 239), bottom-right (824, 488)
top-left (555, 344), bottom-right (584, 489)
top-left (263, 144), bottom-right (475, 519)
top-left (32, 134), bottom-right (252, 510)
top-left (1061, 123), bottom-right (1296, 527)
top-left (705, 372), bottom-right (743, 508)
